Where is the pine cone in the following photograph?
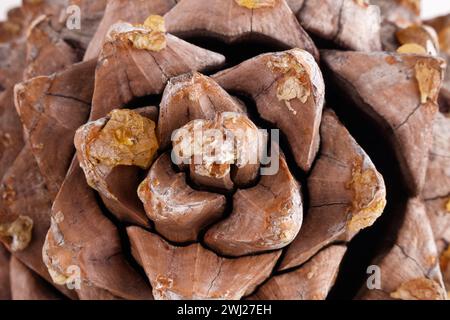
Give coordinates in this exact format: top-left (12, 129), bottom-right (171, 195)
top-left (0, 0), bottom-right (449, 300)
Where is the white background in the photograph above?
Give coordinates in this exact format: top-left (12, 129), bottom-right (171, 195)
top-left (1, 0), bottom-right (450, 21)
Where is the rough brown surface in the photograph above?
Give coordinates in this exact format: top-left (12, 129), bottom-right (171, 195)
top-left (280, 109), bottom-right (386, 270)
top-left (74, 109), bottom-right (158, 226)
top-left (213, 49), bottom-right (324, 172)
top-left (128, 226), bottom-right (281, 300)
top-left (158, 72), bottom-right (245, 149)
top-left (250, 245), bottom-right (347, 300)
top-left (23, 15), bottom-right (79, 81)
top-left (0, 245), bottom-right (11, 300)
top-left (0, 41), bottom-right (26, 182)
top-left (9, 256), bottom-right (60, 300)
top-left (288, 0), bottom-right (382, 52)
top-left (322, 51), bottom-right (445, 195)
top-left (139, 152), bottom-right (226, 243)
top-left (422, 113), bottom-right (450, 294)
top-left (165, 0), bottom-right (318, 59)
top-left (90, 19), bottom-right (225, 121)
top-left (357, 198), bottom-right (446, 300)
top-left (1, 0), bottom-right (449, 301)
top-left (0, 146), bottom-right (75, 299)
top-left (15, 60), bottom-right (95, 197)
top-left (43, 161), bottom-right (153, 300)
top-left (84, 0), bottom-right (175, 60)
top-left (204, 154), bottom-right (303, 256)
top-left (425, 14), bottom-right (450, 112)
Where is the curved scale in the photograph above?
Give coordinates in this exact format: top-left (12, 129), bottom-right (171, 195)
top-left (138, 153), bottom-right (226, 243)
top-left (204, 153), bottom-right (302, 256)
top-left (127, 227), bottom-right (281, 300)
top-left (213, 49), bottom-right (325, 172)
top-left (74, 108), bottom-right (158, 226)
top-left (43, 162), bottom-right (153, 300)
top-left (10, 257), bottom-right (61, 300)
top-left (358, 198), bottom-right (446, 300)
top-left (322, 50), bottom-right (445, 195)
top-left (91, 20), bottom-right (225, 120)
top-left (289, 0), bottom-right (381, 52)
top-left (14, 60), bottom-right (95, 198)
top-left (158, 72), bottom-right (245, 149)
top-left (422, 113), bottom-right (450, 292)
top-left (280, 110), bottom-right (386, 271)
top-left (165, 0), bottom-right (318, 59)
top-left (84, 0), bottom-right (175, 60)
top-left (249, 245), bottom-right (347, 300)
top-left (172, 112), bottom-right (264, 192)
top-left (0, 146), bottom-right (76, 299)
top-left (23, 15), bottom-right (79, 81)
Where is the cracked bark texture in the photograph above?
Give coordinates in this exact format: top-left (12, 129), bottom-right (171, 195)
top-left (1, 0), bottom-right (86, 188)
top-left (422, 113), bottom-right (450, 293)
top-left (288, 0), bottom-right (382, 52)
top-left (213, 49), bottom-right (324, 172)
top-left (1, 0), bottom-right (449, 301)
top-left (280, 109), bottom-right (385, 271)
top-left (15, 60), bottom-right (95, 198)
top-left (0, 0), bottom-right (101, 300)
top-left (0, 146), bottom-right (76, 299)
top-left (60, 0), bottom-right (108, 51)
top-left (322, 51), bottom-right (445, 195)
top-left (128, 226), bottom-right (281, 300)
top-left (84, 0), bottom-right (176, 60)
top-left (43, 161), bottom-right (153, 300)
top-left (165, 0), bottom-right (319, 59)
top-left (0, 40), bottom-right (26, 182)
top-left (90, 24), bottom-right (225, 121)
top-left (357, 198), bottom-right (446, 300)
top-left (250, 245), bottom-right (347, 300)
